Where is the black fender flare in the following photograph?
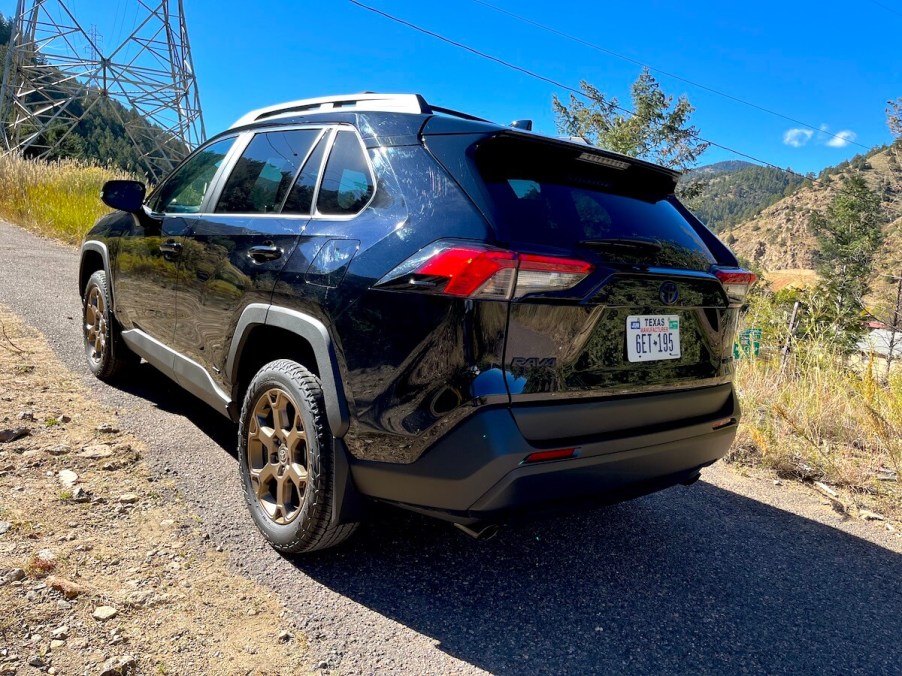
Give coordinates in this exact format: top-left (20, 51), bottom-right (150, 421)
top-left (79, 240), bottom-right (112, 298)
top-left (226, 303), bottom-right (350, 438)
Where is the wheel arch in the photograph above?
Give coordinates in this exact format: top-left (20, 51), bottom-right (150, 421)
top-left (228, 304), bottom-right (350, 438)
top-left (79, 241), bottom-right (111, 298)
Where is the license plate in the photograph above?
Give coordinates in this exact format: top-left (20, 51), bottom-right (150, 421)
top-left (626, 315), bottom-right (681, 362)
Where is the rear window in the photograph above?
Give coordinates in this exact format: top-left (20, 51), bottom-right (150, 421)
top-left (476, 137), bottom-right (715, 270)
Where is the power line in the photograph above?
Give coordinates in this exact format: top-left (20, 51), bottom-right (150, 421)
top-left (347, 0), bottom-right (902, 221)
top-left (470, 0), bottom-right (872, 152)
top-left (867, 0), bottom-right (902, 18)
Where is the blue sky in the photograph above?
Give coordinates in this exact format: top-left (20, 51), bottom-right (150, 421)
top-left (5, 0), bottom-right (900, 174)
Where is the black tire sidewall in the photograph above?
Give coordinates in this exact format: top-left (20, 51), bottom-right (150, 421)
top-left (82, 270), bottom-right (116, 379)
top-left (237, 361), bottom-right (330, 551)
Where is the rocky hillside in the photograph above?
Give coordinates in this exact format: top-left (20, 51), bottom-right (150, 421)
top-left (722, 143), bottom-right (902, 273)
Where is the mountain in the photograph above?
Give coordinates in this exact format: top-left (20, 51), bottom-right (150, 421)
top-left (721, 143), bottom-right (902, 277)
top-left (681, 160), bottom-right (808, 233)
top-left (691, 160), bottom-right (755, 176)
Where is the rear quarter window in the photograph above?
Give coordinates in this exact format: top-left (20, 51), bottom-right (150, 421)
top-left (316, 131), bottom-right (374, 216)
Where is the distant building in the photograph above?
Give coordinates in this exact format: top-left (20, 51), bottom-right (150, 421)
top-left (857, 328), bottom-right (902, 360)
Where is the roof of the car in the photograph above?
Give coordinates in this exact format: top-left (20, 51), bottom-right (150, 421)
top-left (223, 93), bottom-right (680, 179)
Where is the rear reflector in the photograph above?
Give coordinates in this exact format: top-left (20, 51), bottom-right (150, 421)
top-left (713, 268), bottom-right (757, 303)
top-left (522, 448), bottom-right (576, 463)
top-left (375, 241), bottom-right (593, 300)
top-left (711, 418), bottom-right (737, 431)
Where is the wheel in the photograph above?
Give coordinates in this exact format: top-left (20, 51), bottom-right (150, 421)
top-left (237, 359), bottom-right (358, 553)
top-left (82, 269), bottom-right (137, 381)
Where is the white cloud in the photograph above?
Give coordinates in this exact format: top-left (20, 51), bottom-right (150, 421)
top-left (826, 130), bottom-right (857, 148)
top-left (783, 128), bottom-right (813, 147)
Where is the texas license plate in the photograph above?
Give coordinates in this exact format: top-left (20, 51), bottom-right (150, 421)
top-left (626, 315), bottom-right (681, 362)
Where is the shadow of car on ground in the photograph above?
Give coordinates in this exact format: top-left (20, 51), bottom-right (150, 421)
top-left (114, 362), bottom-right (902, 674)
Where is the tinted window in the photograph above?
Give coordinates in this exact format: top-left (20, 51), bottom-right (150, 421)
top-left (151, 138), bottom-right (235, 214)
top-left (316, 131), bottom-right (374, 216)
top-left (476, 137), bottom-right (715, 270)
top-left (216, 129), bottom-right (319, 214)
top-left (282, 134), bottom-right (329, 215)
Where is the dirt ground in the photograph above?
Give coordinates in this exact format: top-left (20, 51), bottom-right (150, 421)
top-left (0, 307), bottom-right (308, 675)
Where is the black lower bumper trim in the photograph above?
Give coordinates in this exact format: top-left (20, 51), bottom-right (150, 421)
top-left (349, 388), bottom-right (739, 518)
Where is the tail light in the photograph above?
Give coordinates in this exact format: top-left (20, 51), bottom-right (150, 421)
top-left (375, 241), bottom-right (593, 300)
top-left (713, 267), bottom-right (757, 303)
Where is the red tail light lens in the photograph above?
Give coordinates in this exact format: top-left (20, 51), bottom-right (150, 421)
top-left (714, 267), bottom-right (757, 303)
top-left (375, 242), bottom-right (593, 300)
top-left (522, 448), bottom-right (576, 463)
top-left (418, 247), bottom-right (518, 297)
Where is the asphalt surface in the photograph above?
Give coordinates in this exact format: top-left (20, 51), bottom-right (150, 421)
top-left (1, 220), bottom-right (901, 674)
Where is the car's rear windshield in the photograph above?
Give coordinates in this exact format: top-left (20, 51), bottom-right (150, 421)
top-left (475, 136), bottom-right (715, 270)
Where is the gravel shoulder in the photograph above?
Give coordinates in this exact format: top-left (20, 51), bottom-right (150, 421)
top-left (0, 307), bottom-right (306, 675)
top-left (1, 220), bottom-right (901, 675)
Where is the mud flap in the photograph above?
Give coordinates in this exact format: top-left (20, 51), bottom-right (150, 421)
top-left (331, 437), bottom-right (365, 525)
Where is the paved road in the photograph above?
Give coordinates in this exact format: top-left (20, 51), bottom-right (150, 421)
top-left (2, 221), bottom-right (901, 674)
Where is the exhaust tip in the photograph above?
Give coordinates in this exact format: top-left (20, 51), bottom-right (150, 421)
top-left (680, 472), bottom-right (702, 487)
top-left (454, 522), bottom-right (500, 541)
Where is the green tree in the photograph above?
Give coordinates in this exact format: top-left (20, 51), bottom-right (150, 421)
top-left (809, 175), bottom-right (885, 350)
top-left (552, 67), bottom-right (709, 171)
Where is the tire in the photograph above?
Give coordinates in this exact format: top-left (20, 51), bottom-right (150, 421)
top-left (237, 359), bottom-right (358, 553)
top-left (82, 270), bottom-right (138, 381)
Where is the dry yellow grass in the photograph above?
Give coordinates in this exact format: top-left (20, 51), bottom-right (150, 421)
top-left (0, 154), bottom-right (139, 244)
top-left (731, 343), bottom-right (901, 515)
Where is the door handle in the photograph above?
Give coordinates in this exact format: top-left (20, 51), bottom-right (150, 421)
top-left (248, 243), bottom-right (282, 263)
top-left (159, 240), bottom-right (182, 255)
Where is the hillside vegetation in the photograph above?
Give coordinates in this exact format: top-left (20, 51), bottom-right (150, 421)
top-left (683, 161), bottom-right (808, 232)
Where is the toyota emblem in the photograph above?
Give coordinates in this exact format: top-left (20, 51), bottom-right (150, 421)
top-left (659, 281), bottom-right (679, 305)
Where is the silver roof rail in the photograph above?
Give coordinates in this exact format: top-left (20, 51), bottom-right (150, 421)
top-left (230, 93), bottom-right (431, 128)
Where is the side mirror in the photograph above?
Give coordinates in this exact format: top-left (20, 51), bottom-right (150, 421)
top-left (101, 180), bottom-right (146, 213)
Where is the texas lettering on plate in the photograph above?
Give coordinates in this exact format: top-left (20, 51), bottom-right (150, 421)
top-left (626, 315), bottom-right (681, 362)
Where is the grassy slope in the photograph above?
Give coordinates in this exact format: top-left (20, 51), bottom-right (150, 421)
top-left (0, 155), bottom-right (136, 245)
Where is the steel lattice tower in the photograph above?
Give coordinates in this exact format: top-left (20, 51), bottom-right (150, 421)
top-left (0, 0), bottom-right (205, 179)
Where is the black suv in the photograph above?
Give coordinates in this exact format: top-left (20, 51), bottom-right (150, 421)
top-left (79, 93), bottom-right (754, 553)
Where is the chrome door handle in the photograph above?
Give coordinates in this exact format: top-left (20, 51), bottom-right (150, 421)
top-left (248, 243), bottom-right (282, 262)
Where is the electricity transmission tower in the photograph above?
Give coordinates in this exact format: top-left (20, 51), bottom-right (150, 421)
top-left (0, 0), bottom-right (205, 180)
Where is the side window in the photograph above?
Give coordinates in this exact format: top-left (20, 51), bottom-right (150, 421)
top-left (316, 131), bottom-right (374, 216)
top-left (215, 129), bottom-right (320, 214)
top-left (281, 134), bottom-right (328, 215)
top-left (150, 138), bottom-right (235, 214)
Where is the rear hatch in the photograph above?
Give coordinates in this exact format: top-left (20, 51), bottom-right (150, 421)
top-left (424, 130), bottom-right (747, 438)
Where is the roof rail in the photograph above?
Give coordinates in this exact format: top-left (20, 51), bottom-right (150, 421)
top-left (230, 93), bottom-right (432, 128)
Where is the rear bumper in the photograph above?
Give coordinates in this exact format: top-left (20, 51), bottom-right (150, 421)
top-left (349, 385), bottom-right (739, 522)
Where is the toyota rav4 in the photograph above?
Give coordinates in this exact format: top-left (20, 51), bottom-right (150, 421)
top-left (78, 93), bottom-right (754, 553)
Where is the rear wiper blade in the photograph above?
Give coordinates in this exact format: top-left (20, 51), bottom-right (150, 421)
top-left (578, 238), bottom-right (663, 254)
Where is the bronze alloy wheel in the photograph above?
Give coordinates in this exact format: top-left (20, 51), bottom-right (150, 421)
top-left (84, 284), bottom-right (107, 365)
top-left (238, 359), bottom-right (359, 553)
top-left (246, 387), bottom-right (309, 525)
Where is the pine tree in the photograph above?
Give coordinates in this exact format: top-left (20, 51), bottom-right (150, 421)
top-left (809, 176), bottom-right (885, 350)
top-left (552, 67), bottom-right (708, 172)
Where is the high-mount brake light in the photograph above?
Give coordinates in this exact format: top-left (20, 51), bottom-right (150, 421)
top-left (375, 242), bottom-right (593, 300)
top-left (714, 268), bottom-right (757, 303)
